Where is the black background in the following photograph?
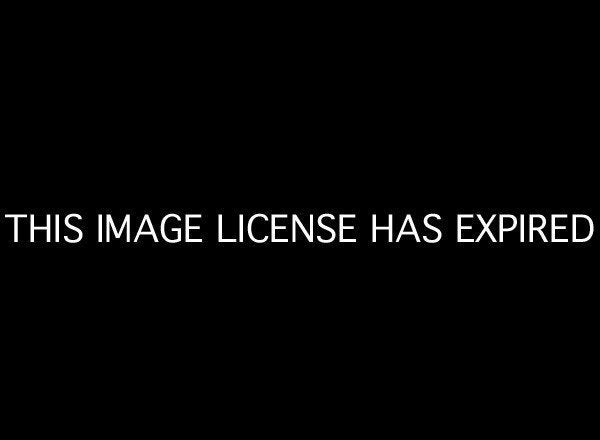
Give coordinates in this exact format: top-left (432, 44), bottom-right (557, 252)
top-left (1, 6), bottom-right (597, 434)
